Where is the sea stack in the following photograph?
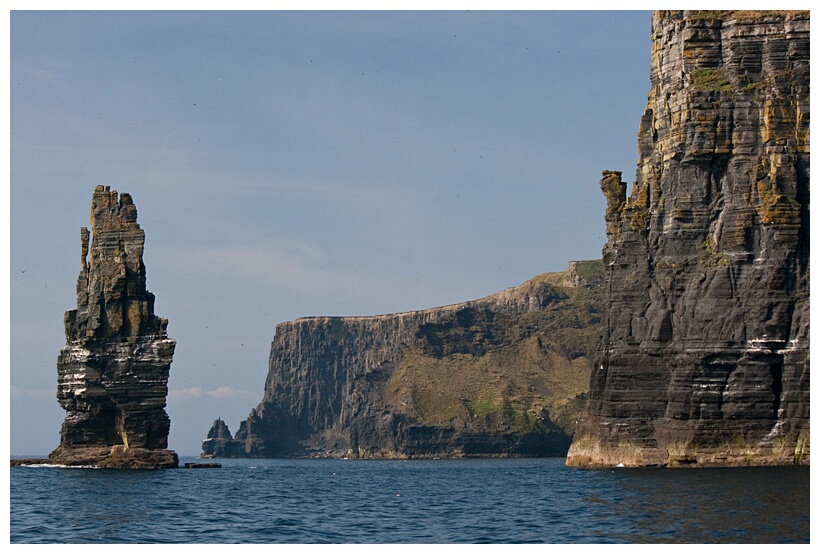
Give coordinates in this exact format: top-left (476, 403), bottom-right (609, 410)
top-left (49, 186), bottom-right (177, 468)
top-left (201, 418), bottom-right (245, 458)
top-left (567, 11), bottom-right (810, 467)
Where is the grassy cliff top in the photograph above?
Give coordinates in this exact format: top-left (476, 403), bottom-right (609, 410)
top-left (290, 259), bottom-right (605, 324)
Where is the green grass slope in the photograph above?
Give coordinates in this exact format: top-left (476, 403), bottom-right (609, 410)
top-left (384, 260), bottom-right (603, 442)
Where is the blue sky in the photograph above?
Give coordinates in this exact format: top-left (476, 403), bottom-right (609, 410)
top-left (8, 9), bottom-right (653, 456)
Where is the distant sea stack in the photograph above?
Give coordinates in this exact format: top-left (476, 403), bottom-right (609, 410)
top-left (48, 186), bottom-right (177, 468)
top-left (202, 262), bottom-right (604, 458)
top-left (201, 418), bottom-right (245, 457)
top-left (567, 11), bottom-right (810, 468)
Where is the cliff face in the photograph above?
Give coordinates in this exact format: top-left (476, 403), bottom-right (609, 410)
top-left (204, 261), bottom-right (603, 458)
top-left (567, 11), bottom-right (809, 467)
top-left (49, 186), bottom-right (177, 468)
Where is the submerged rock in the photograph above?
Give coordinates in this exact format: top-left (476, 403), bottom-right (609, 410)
top-left (567, 11), bottom-right (810, 468)
top-left (184, 462), bottom-right (222, 468)
top-left (49, 186), bottom-right (177, 469)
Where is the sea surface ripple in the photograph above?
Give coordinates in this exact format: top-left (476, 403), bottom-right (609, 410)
top-left (10, 457), bottom-right (809, 543)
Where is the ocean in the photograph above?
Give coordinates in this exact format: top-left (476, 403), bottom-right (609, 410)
top-left (9, 456), bottom-right (809, 543)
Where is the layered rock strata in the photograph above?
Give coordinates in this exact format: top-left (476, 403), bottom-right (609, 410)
top-left (48, 186), bottom-right (177, 468)
top-left (567, 11), bottom-right (810, 467)
top-left (203, 262), bottom-right (603, 458)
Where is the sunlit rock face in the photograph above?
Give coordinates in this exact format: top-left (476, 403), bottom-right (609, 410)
top-left (50, 186), bottom-right (177, 468)
top-left (567, 10), bottom-right (810, 468)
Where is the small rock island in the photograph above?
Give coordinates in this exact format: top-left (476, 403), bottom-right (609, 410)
top-left (17, 186), bottom-right (178, 468)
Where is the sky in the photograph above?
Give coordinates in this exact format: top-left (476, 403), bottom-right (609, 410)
top-left (7, 8), bottom-right (654, 456)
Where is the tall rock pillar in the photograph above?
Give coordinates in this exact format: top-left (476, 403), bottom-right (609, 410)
top-left (49, 186), bottom-right (178, 468)
top-left (567, 11), bottom-right (809, 467)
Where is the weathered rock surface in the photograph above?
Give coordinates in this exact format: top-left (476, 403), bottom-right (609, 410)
top-left (48, 186), bottom-right (178, 469)
top-left (567, 11), bottom-right (810, 468)
top-left (203, 262), bottom-right (604, 458)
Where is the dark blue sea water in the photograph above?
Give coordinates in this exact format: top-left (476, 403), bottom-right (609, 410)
top-left (9, 456), bottom-right (809, 543)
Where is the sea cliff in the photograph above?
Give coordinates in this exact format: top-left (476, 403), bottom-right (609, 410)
top-left (203, 262), bottom-right (603, 458)
top-left (567, 10), bottom-right (810, 467)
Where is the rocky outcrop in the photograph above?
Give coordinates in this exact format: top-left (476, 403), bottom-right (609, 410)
top-left (203, 262), bottom-right (604, 458)
top-left (201, 418), bottom-right (245, 458)
top-left (48, 186), bottom-right (177, 469)
top-left (567, 11), bottom-right (809, 468)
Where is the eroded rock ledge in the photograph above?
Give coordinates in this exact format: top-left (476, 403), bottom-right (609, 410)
top-left (567, 10), bottom-right (810, 468)
top-left (45, 186), bottom-right (178, 469)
